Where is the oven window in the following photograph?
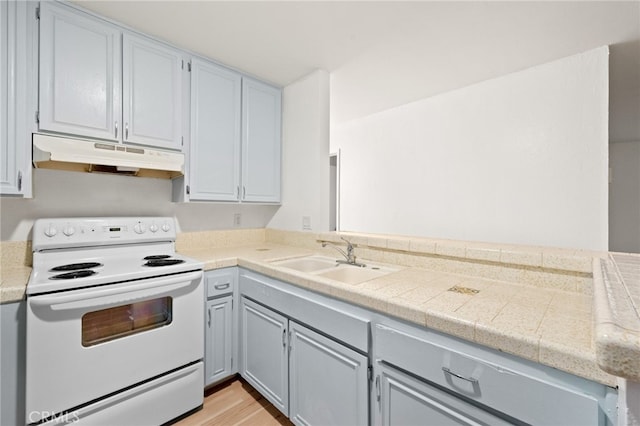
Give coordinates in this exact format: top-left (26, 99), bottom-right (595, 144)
top-left (82, 297), bottom-right (172, 347)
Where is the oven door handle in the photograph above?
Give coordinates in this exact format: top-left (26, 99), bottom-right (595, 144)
top-left (29, 271), bottom-right (203, 311)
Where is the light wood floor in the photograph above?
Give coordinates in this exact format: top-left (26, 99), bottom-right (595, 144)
top-left (174, 377), bottom-right (293, 426)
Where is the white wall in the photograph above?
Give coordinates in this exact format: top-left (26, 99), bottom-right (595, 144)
top-left (268, 70), bottom-right (330, 232)
top-left (609, 141), bottom-right (640, 253)
top-left (331, 47), bottom-right (609, 251)
top-left (0, 169), bottom-right (278, 241)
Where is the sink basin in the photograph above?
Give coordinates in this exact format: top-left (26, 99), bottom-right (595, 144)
top-left (272, 256), bottom-right (339, 273)
top-left (317, 266), bottom-right (391, 285)
top-left (272, 255), bottom-right (398, 285)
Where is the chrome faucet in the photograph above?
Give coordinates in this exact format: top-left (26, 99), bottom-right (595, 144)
top-left (322, 237), bottom-right (366, 267)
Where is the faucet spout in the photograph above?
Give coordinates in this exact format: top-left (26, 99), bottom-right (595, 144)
top-left (321, 237), bottom-right (366, 267)
top-left (322, 242), bottom-right (348, 259)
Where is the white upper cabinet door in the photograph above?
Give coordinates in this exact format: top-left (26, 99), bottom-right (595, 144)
top-left (2, 0), bottom-right (32, 196)
top-left (190, 59), bottom-right (241, 201)
top-left (123, 33), bottom-right (183, 151)
top-left (241, 78), bottom-right (281, 203)
top-left (0, 0), bottom-right (14, 193)
top-left (39, 2), bottom-right (121, 141)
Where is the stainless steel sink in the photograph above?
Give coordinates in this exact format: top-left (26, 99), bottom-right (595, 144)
top-left (271, 255), bottom-right (398, 284)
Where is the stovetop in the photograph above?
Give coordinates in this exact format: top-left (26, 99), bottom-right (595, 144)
top-left (28, 242), bottom-right (203, 295)
top-left (27, 217), bottom-right (203, 295)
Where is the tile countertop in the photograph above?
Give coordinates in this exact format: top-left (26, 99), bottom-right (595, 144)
top-left (178, 243), bottom-right (618, 387)
top-left (593, 253), bottom-right (640, 382)
top-left (0, 240), bottom-right (32, 303)
top-left (2, 237), bottom-right (633, 387)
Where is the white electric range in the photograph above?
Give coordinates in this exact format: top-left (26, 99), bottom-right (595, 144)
top-left (26, 217), bottom-right (204, 425)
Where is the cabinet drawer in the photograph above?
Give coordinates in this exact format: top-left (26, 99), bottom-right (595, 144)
top-left (205, 269), bottom-right (236, 298)
top-left (375, 324), bottom-right (605, 425)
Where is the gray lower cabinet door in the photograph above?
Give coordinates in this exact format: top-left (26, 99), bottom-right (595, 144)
top-left (289, 321), bottom-right (368, 426)
top-left (376, 363), bottom-right (514, 426)
top-left (205, 295), bottom-right (233, 386)
top-left (240, 297), bottom-right (289, 416)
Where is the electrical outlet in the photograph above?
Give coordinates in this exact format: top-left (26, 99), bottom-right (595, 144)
top-left (302, 216), bottom-right (311, 231)
top-left (233, 213), bottom-right (241, 226)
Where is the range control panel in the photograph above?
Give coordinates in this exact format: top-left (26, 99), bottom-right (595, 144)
top-left (32, 217), bottom-right (177, 251)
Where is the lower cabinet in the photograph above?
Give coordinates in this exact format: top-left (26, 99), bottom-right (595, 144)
top-left (227, 269), bottom-right (616, 426)
top-left (373, 322), bottom-right (616, 426)
top-left (289, 321), bottom-right (368, 426)
top-left (376, 363), bottom-right (511, 426)
top-left (240, 297), bottom-right (289, 414)
top-left (240, 296), bottom-right (369, 425)
top-left (205, 296), bottom-right (233, 386)
top-left (204, 269), bottom-right (237, 387)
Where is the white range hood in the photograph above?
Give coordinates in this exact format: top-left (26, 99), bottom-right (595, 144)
top-left (32, 134), bottom-right (184, 179)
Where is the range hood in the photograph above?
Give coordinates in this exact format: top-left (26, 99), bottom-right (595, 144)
top-left (33, 134), bottom-right (184, 179)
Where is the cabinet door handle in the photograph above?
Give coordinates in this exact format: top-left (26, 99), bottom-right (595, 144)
top-left (375, 375), bottom-right (381, 402)
top-left (125, 122), bottom-right (129, 140)
top-left (17, 171), bottom-right (22, 191)
top-left (207, 307), bottom-right (211, 327)
top-left (282, 329), bottom-right (286, 348)
top-left (236, 186), bottom-right (240, 199)
top-left (442, 367), bottom-right (478, 384)
top-left (214, 283), bottom-right (230, 290)
top-left (115, 121), bottom-right (118, 139)
top-left (242, 186), bottom-right (246, 199)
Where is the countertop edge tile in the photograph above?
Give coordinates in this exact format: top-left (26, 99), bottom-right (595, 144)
top-left (539, 338), bottom-right (618, 387)
top-left (593, 257), bottom-right (640, 381)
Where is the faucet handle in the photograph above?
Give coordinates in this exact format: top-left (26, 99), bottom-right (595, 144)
top-left (340, 237), bottom-right (355, 260)
top-left (341, 237), bottom-right (354, 253)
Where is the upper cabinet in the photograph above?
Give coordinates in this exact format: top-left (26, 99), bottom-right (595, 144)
top-left (189, 59), bottom-right (241, 201)
top-left (39, 1), bottom-right (121, 142)
top-left (38, 2), bottom-right (184, 151)
top-left (32, 1), bottom-right (281, 202)
top-left (1, 1), bottom-right (12, 191)
top-left (122, 34), bottom-right (183, 150)
top-left (242, 78), bottom-right (281, 203)
top-left (1, 0), bottom-right (34, 197)
top-left (186, 62), bottom-right (281, 203)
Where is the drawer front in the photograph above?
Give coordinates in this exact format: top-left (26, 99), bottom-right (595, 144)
top-left (375, 324), bottom-right (603, 425)
top-left (205, 269), bottom-right (236, 298)
top-left (377, 362), bottom-right (513, 426)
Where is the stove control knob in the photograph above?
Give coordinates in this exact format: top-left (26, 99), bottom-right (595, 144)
top-left (149, 224), bottom-right (159, 233)
top-left (161, 222), bottom-right (171, 232)
top-left (44, 225), bottom-right (57, 237)
top-left (134, 223), bottom-right (146, 234)
top-left (63, 226), bottom-right (75, 237)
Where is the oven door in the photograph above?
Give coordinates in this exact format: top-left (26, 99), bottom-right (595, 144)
top-left (26, 270), bottom-right (203, 423)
